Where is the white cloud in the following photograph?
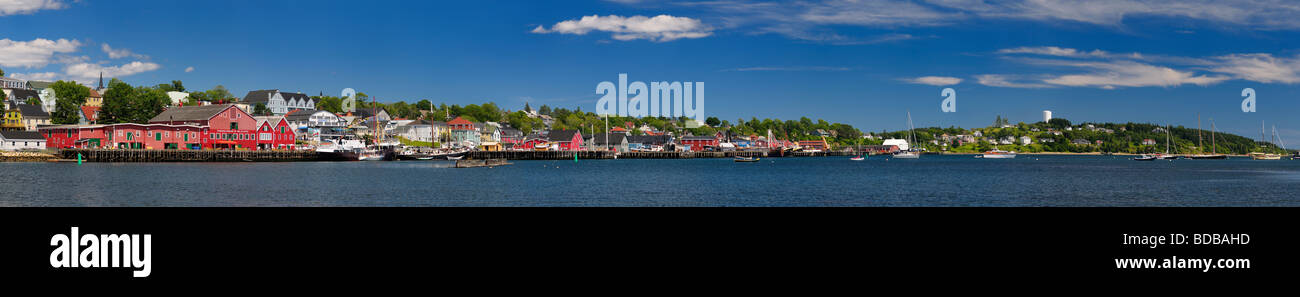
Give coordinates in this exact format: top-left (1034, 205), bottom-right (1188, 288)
top-left (101, 43), bottom-right (148, 59)
top-left (904, 76), bottom-right (963, 86)
top-left (1208, 53), bottom-right (1300, 84)
top-left (996, 46), bottom-right (1143, 60)
top-left (974, 74), bottom-right (1053, 88)
top-left (675, 0), bottom-right (1300, 44)
top-left (8, 72), bottom-right (59, 81)
top-left (0, 38), bottom-right (81, 68)
top-left (64, 61), bottom-right (162, 83)
top-left (1041, 61), bottom-right (1228, 88)
top-left (532, 15), bottom-right (713, 42)
top-left (724, 66), bottom-right (851, 72)
top-left (930, 0), bottom-right (1297, 28)
top-left (0, 0), bottom-right (66, 16)
top-left (185, 66), bottom-right (195, 73)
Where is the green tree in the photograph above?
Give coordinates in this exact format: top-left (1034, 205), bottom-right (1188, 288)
top-left (0, 67), bottom-right (4, 77)
top-left (253, 103), bottom-right (270, 115)
top-left (705, 116), bottom-right (721, 127)
top-left (101, 80), bottom-right (171, 124)
top-left (26, 97), bottom-right (41, 106)
top-left (50, 80), bottom-right (90, 124)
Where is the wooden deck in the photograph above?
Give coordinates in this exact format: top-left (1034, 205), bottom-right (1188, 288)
top-left (467, 150), bottom-right (854, 160)
top-left (59, 149), bottom-right (321, 162)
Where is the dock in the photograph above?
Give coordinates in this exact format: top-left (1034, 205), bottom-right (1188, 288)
top-left (58, 149), bottom-right (321, 162)
top-left (455, 159), bottom-right (512, 168)
top-left (467, 150), bottom-right (855, 160)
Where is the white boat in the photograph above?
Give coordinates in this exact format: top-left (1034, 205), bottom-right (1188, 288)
top-left (892, 152), bottom-right (919, 159)
top-left (892, 111), bottom-right (921, 159)
top-left (979, 149), bottom-right (1017, 159)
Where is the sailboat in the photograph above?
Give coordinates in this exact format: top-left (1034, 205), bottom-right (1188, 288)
top-left (359, 96), bottom-right (393, 161)
top-left (892, 111), bottom-right (920, 159)
top-left (850, 137), bottom-right (866, 161)
top-left (1155, 124), bottom-right (1178, 160)
top-left (1188, 119), bottom-right (1227, 159)
top-left (1250, 121), bottom-right (1283, 160)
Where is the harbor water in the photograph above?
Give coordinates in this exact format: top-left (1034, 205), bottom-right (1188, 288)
top-left (2, 155), bottom-right (1299, 206)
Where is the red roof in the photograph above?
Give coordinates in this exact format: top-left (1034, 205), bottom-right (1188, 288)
top-left (447, 117), bottom-right (473, 125)
top-left (80, 106), bottom-right (100, 122)
top-left (610, 127), bottom-right (627, 132)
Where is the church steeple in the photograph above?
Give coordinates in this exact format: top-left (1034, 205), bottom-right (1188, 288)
top-left (98, 72), bottom-right (103, 89)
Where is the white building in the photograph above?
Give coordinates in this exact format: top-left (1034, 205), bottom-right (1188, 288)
top-left (1020, 136), bottom-right (1033, 145)
top-left (242, 89), bottom-right (316, 115)
top-left (1043, 110), bottom-right (1052, 122)
top-left (0, 131), bottom-right (46, 151)
top-left (883, 138), bottom-right (910, 151)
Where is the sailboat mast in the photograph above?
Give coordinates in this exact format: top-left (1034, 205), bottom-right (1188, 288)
top-left (1170, 124), bottom-right (1180, 154)
top-left (1197, 114), bottom-right (1203, 153)
top-left (906, 111), bottom-right (915, 151)
top-left (1211, 119), bottom-right (1217, 155)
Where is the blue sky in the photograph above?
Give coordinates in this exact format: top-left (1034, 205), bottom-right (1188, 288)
top-left (3, 0), bottom-right (1300, 141)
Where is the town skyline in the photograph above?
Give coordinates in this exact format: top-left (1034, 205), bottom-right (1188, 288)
top-left (2, 0), bottom-right (1300, 141)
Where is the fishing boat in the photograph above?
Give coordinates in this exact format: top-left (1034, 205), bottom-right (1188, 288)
top-left (316, 138), bottom-right (365, 161)
top-left (892, 111), bottom-right (921, 159)
top-left (734, 156), bottom-right (760, 162)
top-left (1133, 154), bottom-right (1157, 161)
top-left (978, 149), bottom-right (1017, 159)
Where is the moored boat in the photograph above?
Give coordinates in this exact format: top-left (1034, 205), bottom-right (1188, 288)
top-left (734, 156), bottom-right (760, 162)
top-left (1134, 154), bottom-right (1157, 161)
top-left (978, 149), bottom-right (1017, 159)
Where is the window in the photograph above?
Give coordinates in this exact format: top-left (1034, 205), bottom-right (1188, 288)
top-left (230, 122), bottom-right (238, 130)
top-left (155, 133), bottom-right (161, 141)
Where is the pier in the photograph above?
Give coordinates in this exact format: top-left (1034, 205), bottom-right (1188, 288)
top-left (455, 159), bottom-right (512, 168)
top-left (58, 149), bottom-right (321, 162)
top-left (467, 150), bottom-right (856, 160)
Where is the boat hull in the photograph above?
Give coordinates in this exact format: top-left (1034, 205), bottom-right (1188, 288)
top-left (317, 151), bottom-right (360, 161)
top-left (980, 154), bottom-right (1016, 159)
top-left (1188, 155), bottom-right (1228, 160)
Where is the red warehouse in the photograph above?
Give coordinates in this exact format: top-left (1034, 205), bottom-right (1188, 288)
top-left (255, 117), bottom-right (297, 150)
top-left (679, 136), bottom-right (719, 151)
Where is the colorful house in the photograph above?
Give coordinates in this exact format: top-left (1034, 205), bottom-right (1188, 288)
top-left (546, 130), bottom-right (583, 151)
top-left (680, 136), bottom-right (719, 151)
top-left (255, 116), bottom-right (297, 150)
top-left (0, 131), bottom-right (46, 151)
top-left (798, 140), bottom-right (828, 151)
top-left (447, 116), bottom-right (479, 147)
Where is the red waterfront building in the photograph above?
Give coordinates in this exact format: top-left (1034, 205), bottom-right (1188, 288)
top-left (41, 104), bottom-right (278, 150)
top-left (545, 130), bottom-right (583, 151)
top-left (679, 136), bottom-right (719, 151)
top-left (255, 117), bottom-right (296, 150)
